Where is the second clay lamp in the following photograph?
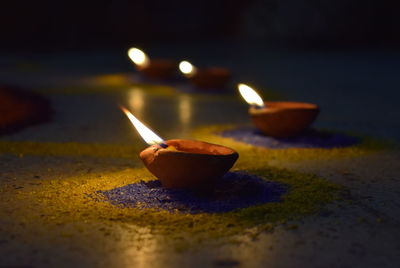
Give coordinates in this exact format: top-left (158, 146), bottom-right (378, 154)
top-left (237, 83), bottom-right (319, 138)
top-left (179, 60), bottom-right (231, 90)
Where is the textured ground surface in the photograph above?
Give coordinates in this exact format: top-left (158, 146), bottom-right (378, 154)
top-left (0, 46), bottom-right (399, 268)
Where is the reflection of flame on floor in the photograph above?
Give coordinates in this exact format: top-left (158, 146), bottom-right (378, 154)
top-left (122, 226), bottom-right (162, 268)
top-left (114, 225), bottom-right (167, 268)
top-left (178, 95), bottom-right (192, 129)
top-left (127, 88), bottom-right (146, 119)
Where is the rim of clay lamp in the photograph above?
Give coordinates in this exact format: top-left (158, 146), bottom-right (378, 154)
top-left (162, 139), bottom-right (237, 156)
top-left (250, 101), bottom-right (319, 114)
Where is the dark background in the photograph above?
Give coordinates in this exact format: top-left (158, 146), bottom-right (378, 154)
top-left (1, 0), bottom-right (399, 51)
top-left (1, 0), bottom-right (399, 142)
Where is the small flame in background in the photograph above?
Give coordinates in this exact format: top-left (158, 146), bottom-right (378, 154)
top-left (179, 60), bottom-right (197, 77)
top-left (120, 105), bottom-right (164, 146)
top-left (237, 83), bottom-right (265, 108)
top-left (128, 47), bottom-right (150, 69)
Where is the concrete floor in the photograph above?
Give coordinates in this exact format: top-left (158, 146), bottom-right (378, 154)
top-left (0, 45), bottom-right (399, 267)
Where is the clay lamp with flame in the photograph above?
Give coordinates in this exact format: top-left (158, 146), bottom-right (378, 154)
top-left (179, 60), bottom-right (231, 89)
top-left (237, 83), bottom-right (320, 138)
top-left (128, 48), bottom-right (177, 80)
top-left (120, 106), bottom-right (239, 190)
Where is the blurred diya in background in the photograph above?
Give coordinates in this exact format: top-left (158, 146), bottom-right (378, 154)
top-left (120, 106), bottom-right (238, 190)
top-left (238, 83), bottom-right (319, 138)
top-left (128, 47), bottom-right (177, 80)
top-left (0, 85), bottom-right (52, 135)
top-left (179, 60), bottom-right (231, 90)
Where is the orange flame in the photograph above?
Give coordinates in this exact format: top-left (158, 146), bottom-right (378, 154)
top-left (237, 83), bottom-right (265, 107)
top-left (127, 47), bottom-right (150, 69)
top-left (179, 60), bottom-right (197, 77)
top-left (120, 105), bottom-right (164, 146)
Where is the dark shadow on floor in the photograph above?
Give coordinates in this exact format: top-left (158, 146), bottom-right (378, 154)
top-left (220, 127), bottom-right (360, 149)
top-left (100, 171), bottom-right (287, 213)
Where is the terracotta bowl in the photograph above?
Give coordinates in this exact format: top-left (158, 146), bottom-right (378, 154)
top-left (189, 67), bottom-right (231, 89)
top-left (250, 101), bottom-right (320, 138)
top-left (139, 139), bottom-right (239, 189)
top-left (0, 85), bottom-right (52, 135)
top-left (135, 59), bottom-right (177, 80)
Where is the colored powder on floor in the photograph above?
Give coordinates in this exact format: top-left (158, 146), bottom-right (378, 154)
top-left (219, 127), bottom-right (360, 149)
top-left (100, 171), bottom-right (287, 214)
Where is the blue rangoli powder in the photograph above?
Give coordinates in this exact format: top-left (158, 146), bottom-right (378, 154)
top-left (220, 127), bottom-right (360, 149)
top-left (100, 171), bottom-right (287, 214)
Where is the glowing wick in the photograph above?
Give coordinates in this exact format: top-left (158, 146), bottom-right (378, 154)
top-left (120, 105), bottom-right (166, 147)
top-left (237, 83), bottom-right (265, 108)
top-left (127, 47), bottom-right (150, 69)
top-left (179, 60), bottom-right (197, 78)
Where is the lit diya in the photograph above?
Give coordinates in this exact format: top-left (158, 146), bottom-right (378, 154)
top-left (237, 83), bottom-right (319, 138)
top-left (127, 47), bottom-right (177, 80)
top-left (120, 106), bottom-right (239, 189)
top-left (179, 60), bottom-right (231, 89)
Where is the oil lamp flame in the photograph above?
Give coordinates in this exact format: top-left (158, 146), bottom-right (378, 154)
top-left (179, 60), bottom-right (197, 77)
top-left (127, 47), bottom-right (150, 69)
top-left (237, 83), bottom-right (265, 108)
top-left (120, 105), bottom-right (165, 146)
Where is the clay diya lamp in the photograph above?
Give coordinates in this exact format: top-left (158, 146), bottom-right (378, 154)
top-left (237, 83), bottom-right (320, 138)
top-left (120, 106), bottom-right (239, 190)
top-left (128, 47), bottom-right (177, 80)
top-left (179, 60), bottom-right (231, 90)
